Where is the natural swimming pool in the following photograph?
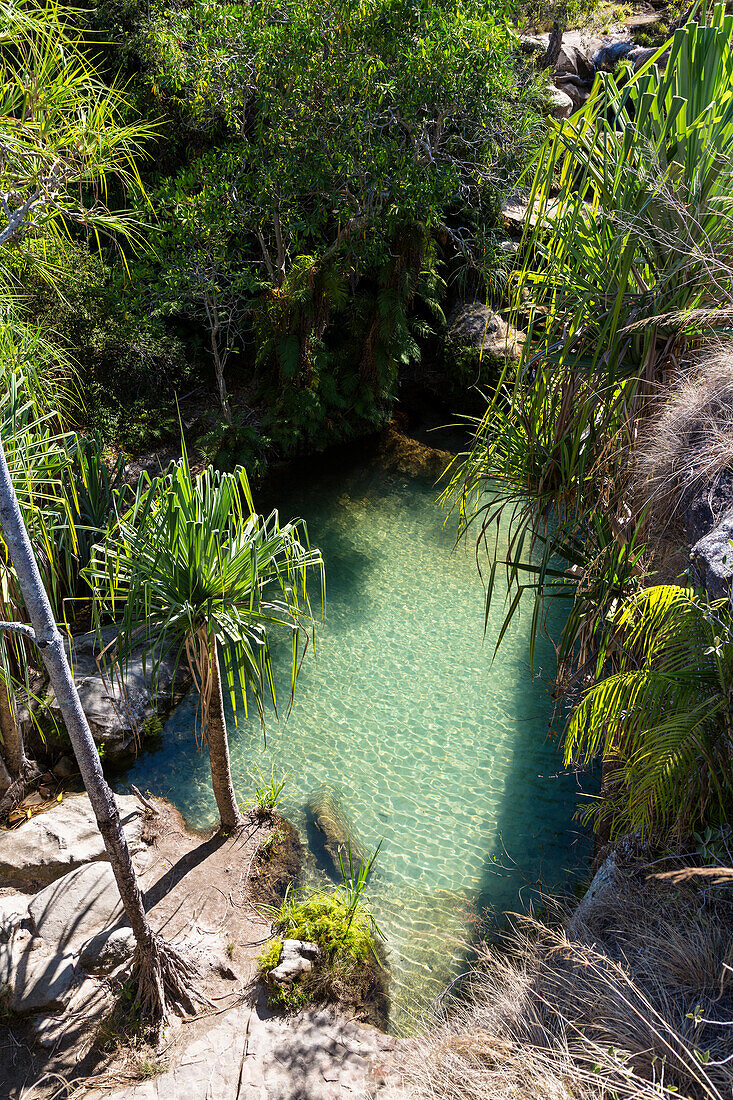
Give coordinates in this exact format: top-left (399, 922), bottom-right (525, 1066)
top-left (122, 455), bottom-right (584, 1030)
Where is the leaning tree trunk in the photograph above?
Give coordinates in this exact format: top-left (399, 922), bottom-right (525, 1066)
top-left (0, 434), bottom-right (199, 1037)
top-left (206, 632), bottom-right (242, 832)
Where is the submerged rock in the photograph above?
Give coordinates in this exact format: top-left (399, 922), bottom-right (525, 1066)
top-left (306, 784), bottom-right (366, 878)
top-left (0, 793), bottom-right (142, 886)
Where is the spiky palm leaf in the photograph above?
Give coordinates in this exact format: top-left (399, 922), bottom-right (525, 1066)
top-left (443, 9), bottom-right (733, 696)
top-left (0, 0), bottom-right (154, 288)
top-left (86, 443), bottom-right (324, 741)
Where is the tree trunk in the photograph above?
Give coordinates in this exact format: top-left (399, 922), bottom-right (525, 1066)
top-left (593, 754), bottom-right (615, 861)
top-left (0, 753), bottom-right (11, 794)
top-left (0, 672), bottom-right (27, 778)
top-left (206, 633), bottom-right (242, 832)
top-left (0, 433), bottom-right (206, 1038)
top-left (0, 670), bottom-right (40, 813)
top-left (0, 433), bottom-right (155, 946)
top-left (202, 289), bottom-right (233, 427)
top-left (538, 17), bottom-right (564, 71)
top-left (211, 339), bottom-right (233, 429)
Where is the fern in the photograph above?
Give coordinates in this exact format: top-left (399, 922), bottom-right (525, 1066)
top-left (567, 585), bottom-right (733, 839)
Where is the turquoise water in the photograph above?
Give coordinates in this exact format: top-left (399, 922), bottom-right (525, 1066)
top-left (123, 460), bottom-right (584, 1030)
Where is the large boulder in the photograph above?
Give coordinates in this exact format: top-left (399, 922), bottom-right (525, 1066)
top-left (0, 861), bottom-right (138, 1014)
top-left (79, 926), bottom-right (135, 974)
top-left (0, 793), bottom-right (142, 887)
top-left (554, 77), bottom-right (590, 113)
top-left (547, 84), bottom-right (573, 120)
top-left (553, 40), bottom-right (597, 82)
top-left (28, 861), bottom-right (126, 948)
top-left (0, 862), bottom-right (135, 1015)
top-left (45, 628), bottom-right (188, 762)
top-left (447, 302), bottom-right (525, 363)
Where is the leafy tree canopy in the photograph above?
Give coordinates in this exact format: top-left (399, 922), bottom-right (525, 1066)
top-left (114, 0), bottom-right (541, 454)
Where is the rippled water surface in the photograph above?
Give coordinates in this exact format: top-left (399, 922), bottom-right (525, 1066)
top-left (123, 458), bottom-right (583, 1029)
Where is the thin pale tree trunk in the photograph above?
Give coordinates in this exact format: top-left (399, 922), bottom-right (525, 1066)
top-left (0, 433), bottom-right (153, 949)
top-left (0, 433), bottom-right (203, 1037)
top-left (206, 633), bottom-right (242, 832)
top-left (202, 289), bottom-right (233, 427)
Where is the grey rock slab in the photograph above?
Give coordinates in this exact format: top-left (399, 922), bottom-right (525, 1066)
top-left (82, 1003), bottom-right (404, 1100)
top-left (12, 947), bottom-right (78, 1014)
top-left (0, 893), bottom-right (29, 941)
top-left (0, 927), bottom-right (78, 1013)
top-left (80, 926), bottom-right (135, 973)
top-left (691, 509), bottom-right (733, 599)
top-left (0, 793), bottom-right (142, 886)
top-left (28, 861), bottom-right (127, 950)
top-left (31, 976), bottom-right (114, 1048)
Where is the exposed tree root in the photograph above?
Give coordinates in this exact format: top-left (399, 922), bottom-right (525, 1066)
top-left (131, 933), bottom-right (207, 1045)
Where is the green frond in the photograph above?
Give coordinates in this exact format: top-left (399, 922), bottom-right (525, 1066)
top-left (567, 584), bottom-right (733, 838)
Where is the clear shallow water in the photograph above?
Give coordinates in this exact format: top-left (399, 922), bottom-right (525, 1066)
top-left (122, 460), bottom-right (584, 1030)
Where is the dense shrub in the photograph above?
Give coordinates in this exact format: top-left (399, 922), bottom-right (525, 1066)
top-left (99, 0), bottom-right (543, 455)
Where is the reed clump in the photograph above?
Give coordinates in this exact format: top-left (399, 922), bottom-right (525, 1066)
top-left (398, 856), bottom-right (733, 1100)
top-left (636, 345), bottom-right (733, 548)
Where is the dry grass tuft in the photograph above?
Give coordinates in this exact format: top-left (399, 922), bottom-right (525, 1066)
top-left (398, 861), bottom-right (733, 1100)
top-left (636, 344), bottom-right (733, 550)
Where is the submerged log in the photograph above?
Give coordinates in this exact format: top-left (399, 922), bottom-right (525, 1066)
top-left (305, 784), bottom-right (366, 878)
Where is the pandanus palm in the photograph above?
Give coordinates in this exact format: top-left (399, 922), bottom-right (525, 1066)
top-left (87, 447), bottom-right (324, 830)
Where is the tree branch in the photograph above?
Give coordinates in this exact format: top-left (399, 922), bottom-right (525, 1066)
top-left (0, 621), bottom-right (37, 645)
